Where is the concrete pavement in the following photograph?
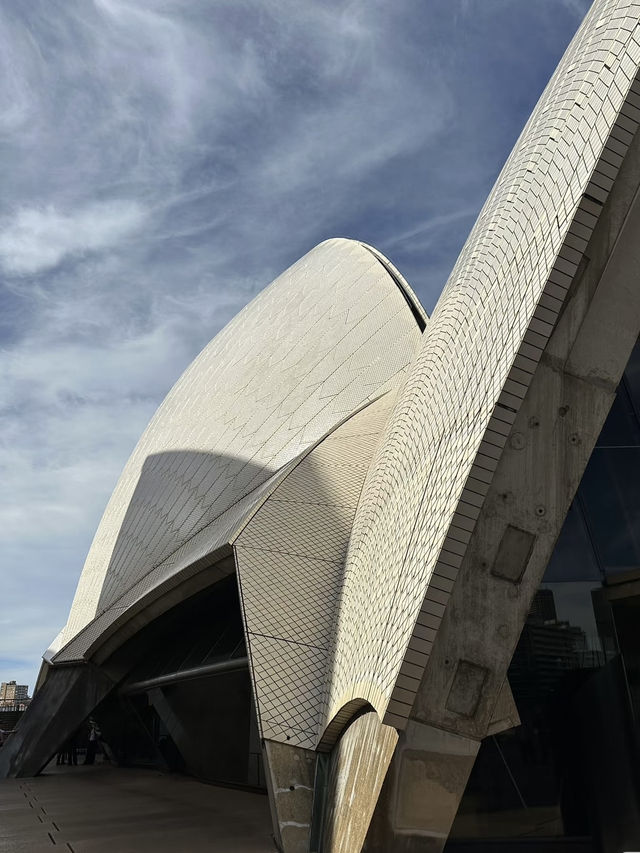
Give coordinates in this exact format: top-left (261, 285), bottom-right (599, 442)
top-left (0, 761), bottom-right (276, 852)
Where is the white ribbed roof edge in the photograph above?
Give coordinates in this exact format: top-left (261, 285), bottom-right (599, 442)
top-left (322, 0), bottom-right (640, 731)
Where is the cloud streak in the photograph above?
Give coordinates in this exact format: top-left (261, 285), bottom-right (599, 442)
top-left (0, 0), bottom-right (587, 690)
top-left (0, 201), bottom-right (146, 275)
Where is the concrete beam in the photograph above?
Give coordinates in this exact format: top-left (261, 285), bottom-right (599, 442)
top-left (0, 663), bottom-right (118, 778)
top-left (364, 720), bottom-right (478, 853)
top-left (368, 92), bottom-right (640, 852)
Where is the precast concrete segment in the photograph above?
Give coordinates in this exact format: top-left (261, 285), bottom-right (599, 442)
top-left (365, 128), bottom-right (640, 847)
top-left (385, 6), bottom-right (640, 727)
top-left (54, 238), bottom-right (424, 659)
top-left (0, 664), bottom-right (118, 779)
top-left (322, 0), bottom-right (640, 732)
top-left (364, 721), bottom-right (480, 852)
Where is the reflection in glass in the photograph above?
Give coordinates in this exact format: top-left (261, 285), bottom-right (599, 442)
top-left (447, 338), bottom-right (640, 852)
top-left (580, 449), bottom-right (640, 575)
top-left (544, 503), bottom-right (601, 583)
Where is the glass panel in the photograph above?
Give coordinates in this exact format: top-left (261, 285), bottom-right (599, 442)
top-left (580, 448), bottom-right (640, 576)
top-left (448, 337), bottom-right (640, 851)
top-left (122, 573), bottom-right (246, 684)
top-left (610, 591), bottom-right (640, 724)
top-left (622, 337), bottom-right (640, 417)
top-left (595, 381), bottom-right (640, 447)
top-left (96, 573), bottom-right (262, 790)
top-left (543, 502), bottom-right (601, 583)
top-left (450, 582), bottom-right (609, 844)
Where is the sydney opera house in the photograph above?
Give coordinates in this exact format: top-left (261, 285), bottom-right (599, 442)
top-left (4, 1), bottom-right (640, 851)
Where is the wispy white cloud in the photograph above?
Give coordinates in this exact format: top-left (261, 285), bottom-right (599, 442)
top-left (0, 201), bottom-right (146, 275)
top-left (558, 0), bottom-right (592, 17)
top-left (0, 0), bottom-right (589, 690)
top-left (382, 207), bottom-right (479, 252)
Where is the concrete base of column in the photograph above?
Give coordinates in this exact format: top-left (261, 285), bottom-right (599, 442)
top-left (364, 720), bottom-right (479, 853)
top-left (263, 739), bottom-right (317, 853)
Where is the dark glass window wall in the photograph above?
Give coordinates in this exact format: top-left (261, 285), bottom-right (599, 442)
top-left (447, 340), bottom-right (640, 853)
top-left (91, 574), bottom-right (265, 790)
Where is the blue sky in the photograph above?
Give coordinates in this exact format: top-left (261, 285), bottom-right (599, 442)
top-left (0, 0), bottom-right (591, 692)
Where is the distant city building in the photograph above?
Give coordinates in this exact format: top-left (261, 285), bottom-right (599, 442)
top-left (509, 591), bottom-right (589, 702)
top-left (0, 682), bottom-right (30, 711)
top-left (528, 588), bottom-right (558, 623)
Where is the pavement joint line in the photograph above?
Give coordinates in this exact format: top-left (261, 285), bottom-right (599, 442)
top-left (1, 765), bottom-right (276, 851)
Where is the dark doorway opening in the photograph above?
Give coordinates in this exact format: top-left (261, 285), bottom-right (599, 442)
top-left (92, 574), bottom-right (265, 790)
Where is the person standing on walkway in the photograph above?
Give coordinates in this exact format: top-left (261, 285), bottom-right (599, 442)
top-left (65, 732), bottom-right (78, 766)
top-left (83, 720), bottom-right (100, 765)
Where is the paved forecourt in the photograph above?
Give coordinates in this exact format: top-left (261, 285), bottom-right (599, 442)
top-left (0, 762), bottom-right (275, 853)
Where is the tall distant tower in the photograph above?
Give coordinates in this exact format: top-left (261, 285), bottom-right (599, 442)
top-left (0, 682), bottom-right (29, 707)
